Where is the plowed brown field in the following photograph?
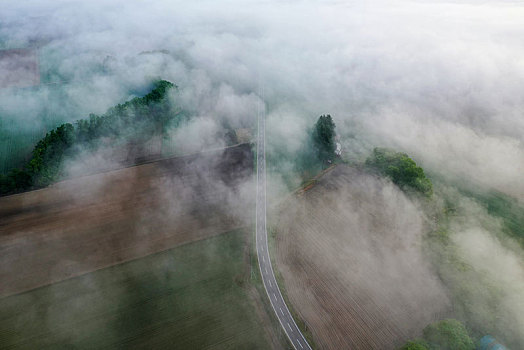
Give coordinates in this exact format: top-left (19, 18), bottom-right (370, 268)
top-left (0, 48), bottom-right (40, 88)
top-left (0, 143), bottom-right (254, 298)
top-left (273, 165), bottom-right (451, 349)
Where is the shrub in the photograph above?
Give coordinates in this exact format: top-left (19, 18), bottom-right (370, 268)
top-left (366, 147), bottom-right (432, 196)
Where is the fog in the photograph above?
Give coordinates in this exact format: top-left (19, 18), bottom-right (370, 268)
top-left (1, 0), bottom-right (524, 348)
top-left (454, 226), bottom-right (524, 343)
top-left (2, 0), bottom-right (523, 196)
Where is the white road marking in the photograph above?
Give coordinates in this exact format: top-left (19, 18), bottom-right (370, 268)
top-left (280, 307), bottom-right (284, 316)
top-left (262, 256), bottom-right (265, 263)
top-left (265, 267), bottom-right (268, 274)
top-left (268, 280), bottom-right (272, 287)
top-left (297, 339), bottom-right (304, 349)
top-left (273, 293), bottom-right (277, 300)
top-left (287, 322), bottom-right (293, 331)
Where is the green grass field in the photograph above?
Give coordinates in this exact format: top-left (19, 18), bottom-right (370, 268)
top-left (0, 229), bottom-right (278, 349)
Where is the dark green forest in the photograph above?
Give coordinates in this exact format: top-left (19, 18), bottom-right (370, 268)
top-left (0, 80), bottom-right (178, 195)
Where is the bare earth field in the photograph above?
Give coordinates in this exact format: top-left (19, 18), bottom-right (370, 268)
top-left (273, 165), bottom-right (452, 350)
top-left (0, 48), bottom-right (40, 88)
top-left (0, 143), bottom-right (254, 298)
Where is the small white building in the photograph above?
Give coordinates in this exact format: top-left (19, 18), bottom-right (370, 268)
top-left (335, 142), bottom-right (342, 156)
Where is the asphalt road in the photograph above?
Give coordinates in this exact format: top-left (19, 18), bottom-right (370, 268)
top-left (256, 108), bottom-right (312, 350)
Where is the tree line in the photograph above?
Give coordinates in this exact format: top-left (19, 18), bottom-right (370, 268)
top-left (0, 80), bottom-right (176, 196)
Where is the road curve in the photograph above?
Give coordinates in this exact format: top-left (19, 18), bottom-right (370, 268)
top-left (256, 105), bottom-right (312, 350)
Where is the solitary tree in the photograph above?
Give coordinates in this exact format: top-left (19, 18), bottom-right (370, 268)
top-left (313, 114), bottom-right (336, 162)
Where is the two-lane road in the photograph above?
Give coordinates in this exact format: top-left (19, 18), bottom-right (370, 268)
top-left (256, 107), bottom-right (312, 350)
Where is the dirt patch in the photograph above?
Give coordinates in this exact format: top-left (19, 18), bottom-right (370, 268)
top-left (0, 144), bottom-right (254, 298)
top-left (273, 165), bottom-right (452, 349)
top-left (0, 48), bottom-right (40, 88)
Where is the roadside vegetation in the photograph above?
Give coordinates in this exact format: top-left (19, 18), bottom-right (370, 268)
top-left (269, 114), bottom-right (339, 191)
top-left (271, 114), bottom-right (433, 199)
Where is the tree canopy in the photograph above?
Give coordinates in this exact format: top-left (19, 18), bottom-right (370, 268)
top-left (366, 147), bottom-right (433, 196)
top-left (398, 340), bottom-right (430, 350)
top-left (423, 319), bottom-right (475, 350)
top-left (0, 80), bottom-right (177, 196)
top-left (312, 114), bottom-right (336, 162)
top-left (399, 319), bottom-right (476, 350)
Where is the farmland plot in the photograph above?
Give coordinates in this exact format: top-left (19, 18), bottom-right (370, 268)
top-left (0, 229), bottom-right (283, 349)
top-left (273, 165), bottom-right (451, 349)
top-left (0, 144), bottom-right (254, 298)
top-left (0, 48), bottom-right (40, 88)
